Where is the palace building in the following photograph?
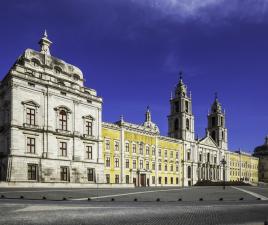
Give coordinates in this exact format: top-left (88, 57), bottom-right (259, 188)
top-left (0, 32), bottom-right (259, 187)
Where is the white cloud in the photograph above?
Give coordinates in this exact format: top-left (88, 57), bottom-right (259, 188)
top-left (131, 0), bottom-right (268, 23)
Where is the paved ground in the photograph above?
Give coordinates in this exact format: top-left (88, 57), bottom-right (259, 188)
top-left (0, 186), bottom-right (268, 224)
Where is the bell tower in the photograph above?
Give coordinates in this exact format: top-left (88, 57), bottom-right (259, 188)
top-left (168, 73), bottom-right (194, 141)
top-left (207, 93), bottom-right (228, 150)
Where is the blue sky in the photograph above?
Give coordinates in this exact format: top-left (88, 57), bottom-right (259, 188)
top-left (1, 0), bottom-right (268, 152)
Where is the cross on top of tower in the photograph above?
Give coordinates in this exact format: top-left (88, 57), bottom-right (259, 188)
top-left (179, 71), bottom-right (183, 81)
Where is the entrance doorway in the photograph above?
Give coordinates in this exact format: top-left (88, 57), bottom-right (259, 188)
top-left (140, 174), bottom-right (146, 187)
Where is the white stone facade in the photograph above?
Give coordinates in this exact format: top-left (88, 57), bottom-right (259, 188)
top-left (0, 32), bottom-right (104, 184)
top-left (168, 77), bottom-right (230, 186)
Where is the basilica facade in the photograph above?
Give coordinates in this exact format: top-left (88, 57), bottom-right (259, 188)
top-left (0, 33), bottom-right (258, 187)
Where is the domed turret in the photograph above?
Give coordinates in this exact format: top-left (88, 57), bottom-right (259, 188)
top-left (254, 136), bottom-right (268, 156)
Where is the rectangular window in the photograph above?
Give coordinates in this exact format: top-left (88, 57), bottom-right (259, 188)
top-left (152, 162), bottom-right (155, 170)
top-left (152, 147), bottom-right (156, 156)
top-left (60, 166), bottom-right (69, 181)
top-left (158, 163), bottom-right (162, 171)
top-left (26, 108), bottom-right (35, 125)
top-left (158, 149), bottom-right (161, 157)
top-left (176, 151), bottom-right (179, 159)
top-left (165, 177), bottom-right (168, 184)
top-left (185, 101), bottom-right (189, 113)
top-left (165, 164), bottom-right (168, 171)
top-left (126, 175), bottom-right (129, 184)
top-left (59, 110), bottom-right (67, 131)
top-left (115, 174), bottom-right (119, 184)
top-left (85, 121), bottom-right (93, 136)
top-left (139, 160), bottom-right (143, 169)
top-left (125, 142), bottom-right (129, 152)
top-left (132, 143), bottom-right (136, 153)
top-left (125, 159), bottom-right (129, 168)
top-left (146, 146), bottom-right (150, 155)
top-left (152, 176), bottom-right (155, 184)
top-left (114, 141), bottom-right (119, 151)
top-left (187, 151), bottom-right (191, 161)
top-left (176, 177), bottom-right (179, 184)
top-left (199, 153), bottom-right (202, 162)
top-left (27, 164), bottom-right (38, 180)
top-left (87, 168), bottom-right (94, 182)
top-left (146, 161), bottom-right (149, 170)
top-left (106, 174), bottom-right (110, 184)
top-left (133, 160), bottom-right (136, 169)
top-left (176, 165), bottom-right (179, 172)
top-left (170, 151), bottom-right (173, 158)
top-left (59, 142), bottom-right (67, 157)
top-left (139, 143), bottom-right (143, 155)
top-left (27, 137), bottom-right (35, 153)
top-left (158, 176), bottom-right (162, 184)
top-left (86, 146), bottom-right (93, 159)
top-left (106, 157), bottom-right (110, 167)
top-left (115, 158), bottom-right (119, 167)
top-left (170, 164), bottom-right (173, 171)
top-left (171, 177), bottom-right (173, 184)
top-left (105, 140), bottom-right (110, 150)
top-left (165, 150), bottom-right (167, 158)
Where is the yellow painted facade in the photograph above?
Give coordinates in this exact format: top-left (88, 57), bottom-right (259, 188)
top-left (229, 151), bottom-right (258, 184)
top-left (102, 121), bottom-right (183, 186)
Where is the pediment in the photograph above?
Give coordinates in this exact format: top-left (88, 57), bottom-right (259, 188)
top-left (199, 136), bottom-right (218, 148)
top-left (21, 100), bottom-right (40, 108)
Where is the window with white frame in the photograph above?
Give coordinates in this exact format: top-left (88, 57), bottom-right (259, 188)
top-left (106, 157), bottom-right (110, 167)
top-left (87, 168), bottom-right (95, 182)
top-left (132, 143), bottom-right (136, 153)
top-left (125, 142), bottom-right (129, 152)
top-left (27, 137), bottom-right (35, 154)
top-left (152, 162), bottom-right (155, 170)
top-left (28, 164), bottom-right (38, 180)
top-left (146, 161), bottom-right (149, 170)
top-left (26, 108), bottom-right (36, 125)
top-left (146, 146), bottom-right (150, 155)
top-left (139, 143), bottom-right (143, 155)
top-left (125, 159), bottom-right (129, 168)
top-left (133, 160), bottom-right (136, 169)
top-left (114, 141), bottom-right (119, 151)
top-left (22, 100), bottom-right (40, 126)
top-left (115, 158), bottom-right (119, 167)
top-left (85, 120), bottom-right (93, 136)
top-left (59, 110), bottom-right (68, 131)
top-left (139, 160), bottom-right (144, 169)
top-left (105, 140), bottom-right (110, 150)
top-left (176, 151), bottom-right (179, 159)
top-left (54, 106), bottom-right (71, 131)
top-left (86, 146), bottom-right (93, 159)
top-left (164, 150), bottom-right (168, 158)
top-left (152, 146), bottom-right (156, 156)
top-left (60, 166), bottom-right (69, 181)
top-left (59, 142), bottom-right (67, 157)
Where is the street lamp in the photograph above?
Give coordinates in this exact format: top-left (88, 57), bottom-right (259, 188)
top-left (221, 158), bottom-right (227, 190)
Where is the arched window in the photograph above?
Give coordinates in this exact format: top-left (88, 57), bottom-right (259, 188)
top-left (59, 110), bottom-right (67, 131)
top-left (73, 74), bottom-right (80, 81)
top-left (187, 166), bottom-right (191, 179)
top-left (54, 66), bottom-right (62, 74)
top-left (31, 58), bottom-right (41, 67)
top-left (174, 118), bottom-right (179, 131)
top-left (186, 118), bottom-right (190, 130)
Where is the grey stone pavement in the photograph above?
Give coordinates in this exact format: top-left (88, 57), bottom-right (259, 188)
top-left (0, 186), bottom-right (268, 225)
